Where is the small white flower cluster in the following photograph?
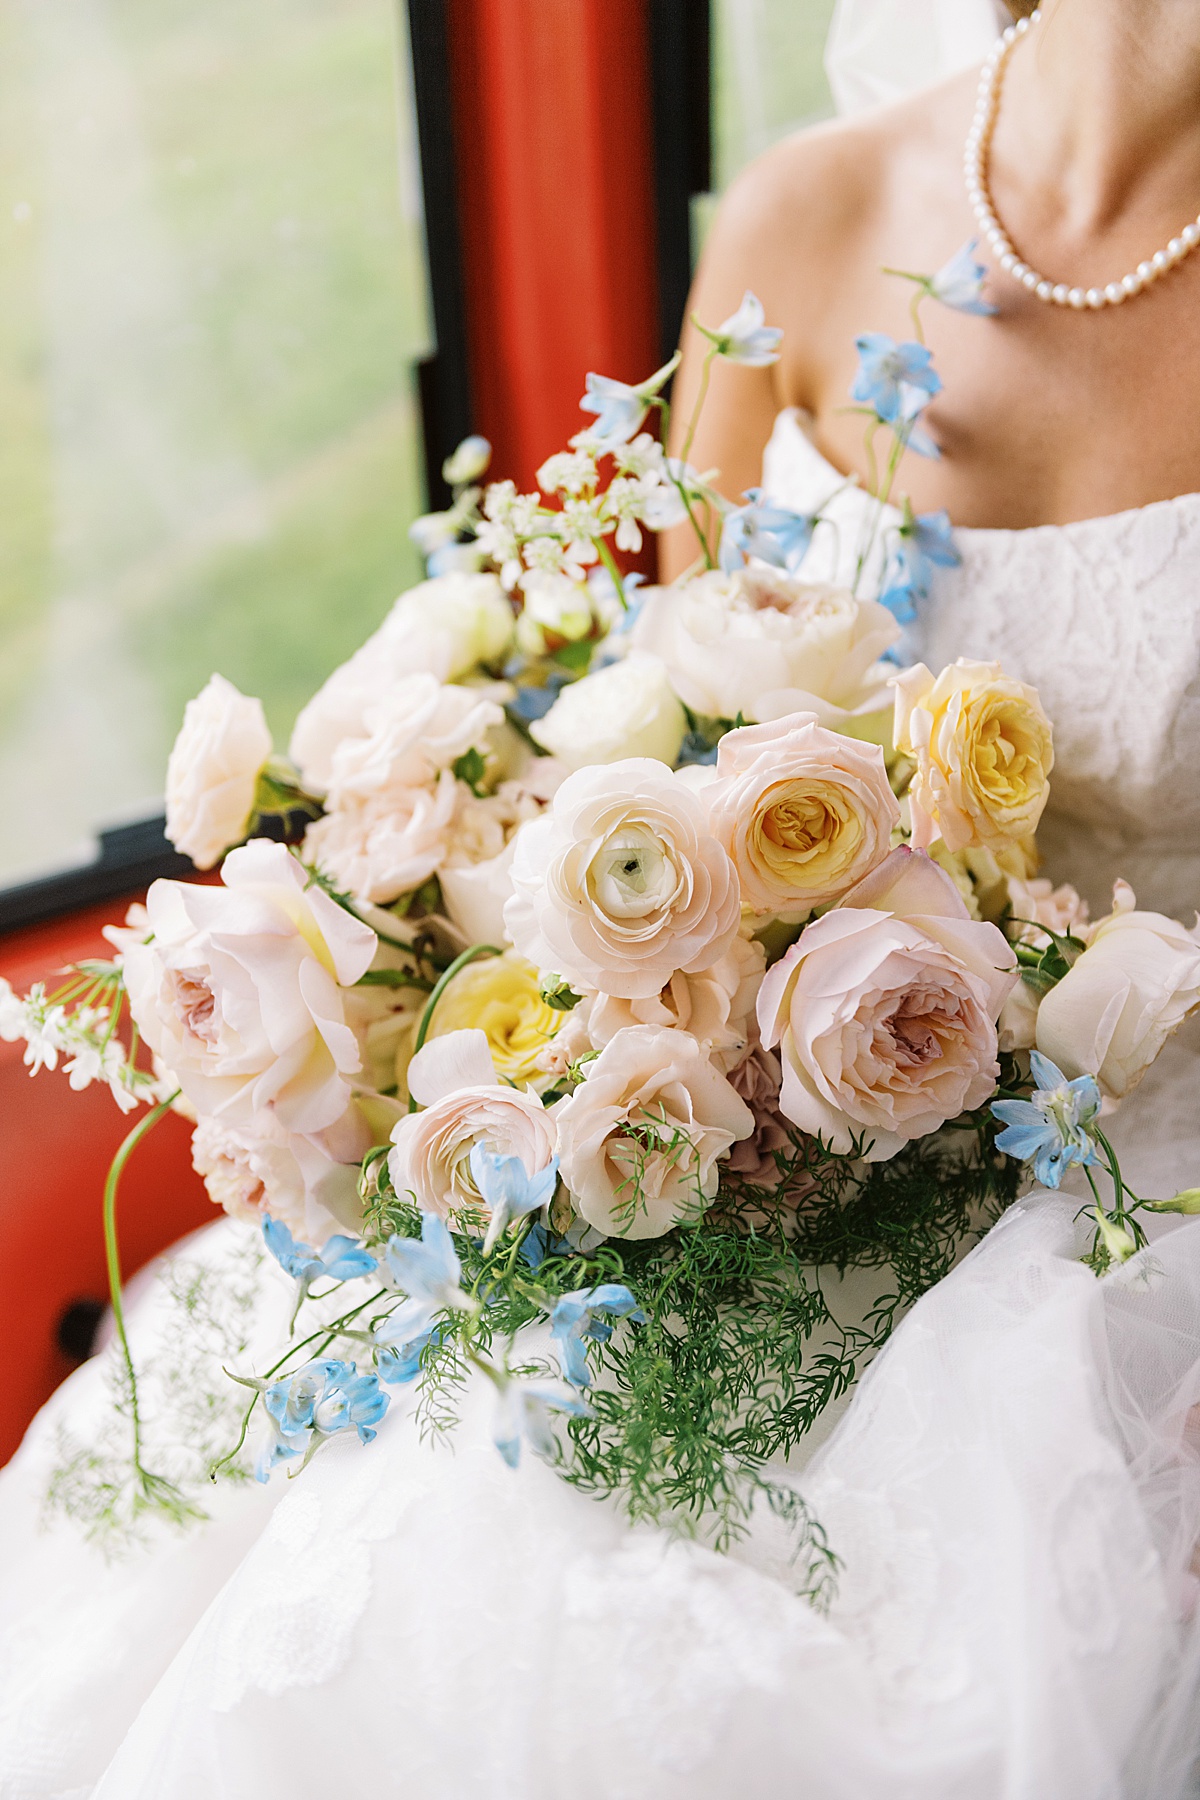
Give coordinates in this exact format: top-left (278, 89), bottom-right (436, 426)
top-left (0, 974), bottom-right (167, 1113)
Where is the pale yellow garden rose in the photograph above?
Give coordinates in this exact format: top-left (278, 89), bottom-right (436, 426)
top-left (704, 712), bottom-right (899, 919)
top-left (427, 951), bottom-right (564, 1086)
top-left (892, 658), bottom-right (1053, 855)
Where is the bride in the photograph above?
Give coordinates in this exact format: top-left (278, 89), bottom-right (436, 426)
top-left (3, 1), bottom-right (1200, 1795)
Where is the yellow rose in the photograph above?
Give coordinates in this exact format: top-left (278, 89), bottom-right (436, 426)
top-left (892, 658), bottom-right (1053, 855)
top-left (427, 951), bottom-right (564, 1085)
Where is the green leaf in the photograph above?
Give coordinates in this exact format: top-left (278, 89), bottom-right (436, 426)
top-left (452, 747), bottom-right (487, 795)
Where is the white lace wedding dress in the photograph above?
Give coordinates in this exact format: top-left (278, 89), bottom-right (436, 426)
top-left (3, 413), bottom-right (1200, 1800)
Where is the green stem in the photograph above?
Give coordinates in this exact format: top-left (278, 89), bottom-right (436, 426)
top-left (596, 538), bottom-right (629, 611)
top-left (407, 944), bottom-right (503, 1111)
top-left (680, 343), bottom-right (718, 468)
top-left (102, 1096), bottom-right (176, 1483)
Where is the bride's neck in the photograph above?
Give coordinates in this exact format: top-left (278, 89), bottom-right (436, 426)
top-left (999, 0), bottom-right (1200, 237)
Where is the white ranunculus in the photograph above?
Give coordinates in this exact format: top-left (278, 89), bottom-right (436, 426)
top-left (290, 575), bottom-right (513, 790)
top-left (552, 1025), bottom-right (753, 1239)
top-left (530, 654), bottom-right (686, 772)
top-left (165, 674), bottom-right (272, 870)
top-left (1035, 882), bottom-right (1200, 1099)
top-left (632, 568), bottom-right (898, 729)
top-left (504, 759), bottom-right (741, 1001)
top-left (123, 839), bottom-right (377, 1134)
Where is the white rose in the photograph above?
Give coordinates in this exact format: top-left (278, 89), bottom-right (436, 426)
top-left (552, 1025), bottom-right (753, 1239)
top-left (1035, 882), bottom-right (1200, 1098)
top-left (439, 766), bottom-right (566, 945)
top-left (300, 679), bottom-right (504, 905)
top-left (303, 771), bottom-right (459, 905)
top-left (388, 1028), bottom-right (557, 1224)
top-left (290, 575), bottom-right (513, 789)
top-left (530, 654), bottom-right (686, 772)
top-left (123, 839), bottom-right (377, 1133)
top-left (632, 568), bottom-right (898, 729)
top-left (165, 674), bottom-right (272, 870)
top-left (504, 759), bottom-right (741, 1000)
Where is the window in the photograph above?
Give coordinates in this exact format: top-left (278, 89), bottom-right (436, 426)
top-left (0, 0), bottom-right (430, 886)
top-left (712, 0), bottom-right (838, 187)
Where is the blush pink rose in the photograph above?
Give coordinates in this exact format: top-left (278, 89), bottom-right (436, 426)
top-left (757, 848), bottom-right (1017, 1160)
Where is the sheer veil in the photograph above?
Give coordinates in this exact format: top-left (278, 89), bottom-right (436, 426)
top-left (823, 0), bottom-right (1006, 116)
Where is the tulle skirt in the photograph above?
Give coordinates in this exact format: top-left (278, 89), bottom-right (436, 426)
top-left (3, 1170), bottom-right (1200, 1800)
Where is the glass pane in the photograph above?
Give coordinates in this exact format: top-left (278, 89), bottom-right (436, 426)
top-left (713, 0), bottom-right (839, 188)
top-left (0, 0), bottom-right (430, 884)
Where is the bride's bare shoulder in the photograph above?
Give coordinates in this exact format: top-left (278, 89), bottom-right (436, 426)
top-left (695, 75), bottom-right (972, 323)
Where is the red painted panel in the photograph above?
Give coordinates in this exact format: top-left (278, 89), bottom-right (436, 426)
top-left (0, 899), bottom-right (214, 1464)
top-left (448, 0), bottom-right (660, 494)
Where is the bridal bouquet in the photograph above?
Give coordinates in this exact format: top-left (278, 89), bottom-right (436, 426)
top-left (8, 252), bottom-right (1199, 1578)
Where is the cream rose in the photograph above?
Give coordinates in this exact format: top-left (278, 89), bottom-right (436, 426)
top-left (632, 568), bottom-right (898, 729)
top-left (289, 575), bottom-right (512, 789)
top-left (585, 933), bottom-right (765, 1072)
top-left (504, 759), bottom-right (741, 1000)
top-left (388, 1029), bottom-right (557, 1223)
top-left (123, 838), bottom-right (377, 1133)
top-left (191, 1107), bottom-right (368, 1241)
top-left (304, 771), bottom-right (459, 906)
top-left (757, 847), bottom-right (1017, 1160)
top-left (552, 1025), bottom-right (753, 1238)
top-left (530, 654), bottom-right (686, 772)
top-left (705, 712), bottom-right (900, 918)
top-left (1035, 882), bottom-right (1200, 1098)
top-left (165, 674), bottom-right (272, 870)
top-left (892, 658), bottom-right (1054, 855)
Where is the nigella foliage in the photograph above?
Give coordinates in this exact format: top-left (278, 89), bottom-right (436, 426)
top-left (363, 1110), bottom-right (1022, 1602)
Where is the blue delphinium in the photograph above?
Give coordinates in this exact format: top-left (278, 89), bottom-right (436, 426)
top-left (991, 1051), bottom-right (1103, 1189)
top-left (878, 508), bottom-right (960, 625)
top-left (492, 1376), bottom-right (592, 1469)
top-left (852, 332), bottom-right (942, 425)
top-left (262, 1216), bottom-right (378, 1284)
top-left (577, 357), bottom-right (677, 450)
top-left (384, 1210), bottom-right (475, 1343)
top-left (256, 1359), bottom-right (389, 1480)
top-left (469, 1144), bottom-right (559, 1255)
top-left (719, 488), bottom-right (816, 574)
top-left (699, 290), bottom-right (783, 366)
top-left (376, 1324), bottom-right (443, 1386)
top-left (550, 1285), bottom-right (646, 1388)
top-left (930, 240), bottom-right (997, 317)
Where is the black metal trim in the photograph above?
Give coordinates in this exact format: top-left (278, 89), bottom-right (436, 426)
top-left (0, 818), bottom-right (195, 938)
top-left (649, 0), bottom-right (713, 364)
top-left (406, 0), bottom-right (475, 509)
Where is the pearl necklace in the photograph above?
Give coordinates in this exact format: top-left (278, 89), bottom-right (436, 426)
top-left (965, 8), bottom-right (1200, 309)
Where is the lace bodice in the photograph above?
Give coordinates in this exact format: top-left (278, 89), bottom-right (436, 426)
top-left (764, 411), bottom-right (1200, 922)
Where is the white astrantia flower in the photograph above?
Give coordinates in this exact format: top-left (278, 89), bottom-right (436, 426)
top-left (530, 655), bottom-right (686, 773)
top-left (505, 758), bottom-right (741, 1001)
top-left (165, 673), bottom-right (272, 870)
